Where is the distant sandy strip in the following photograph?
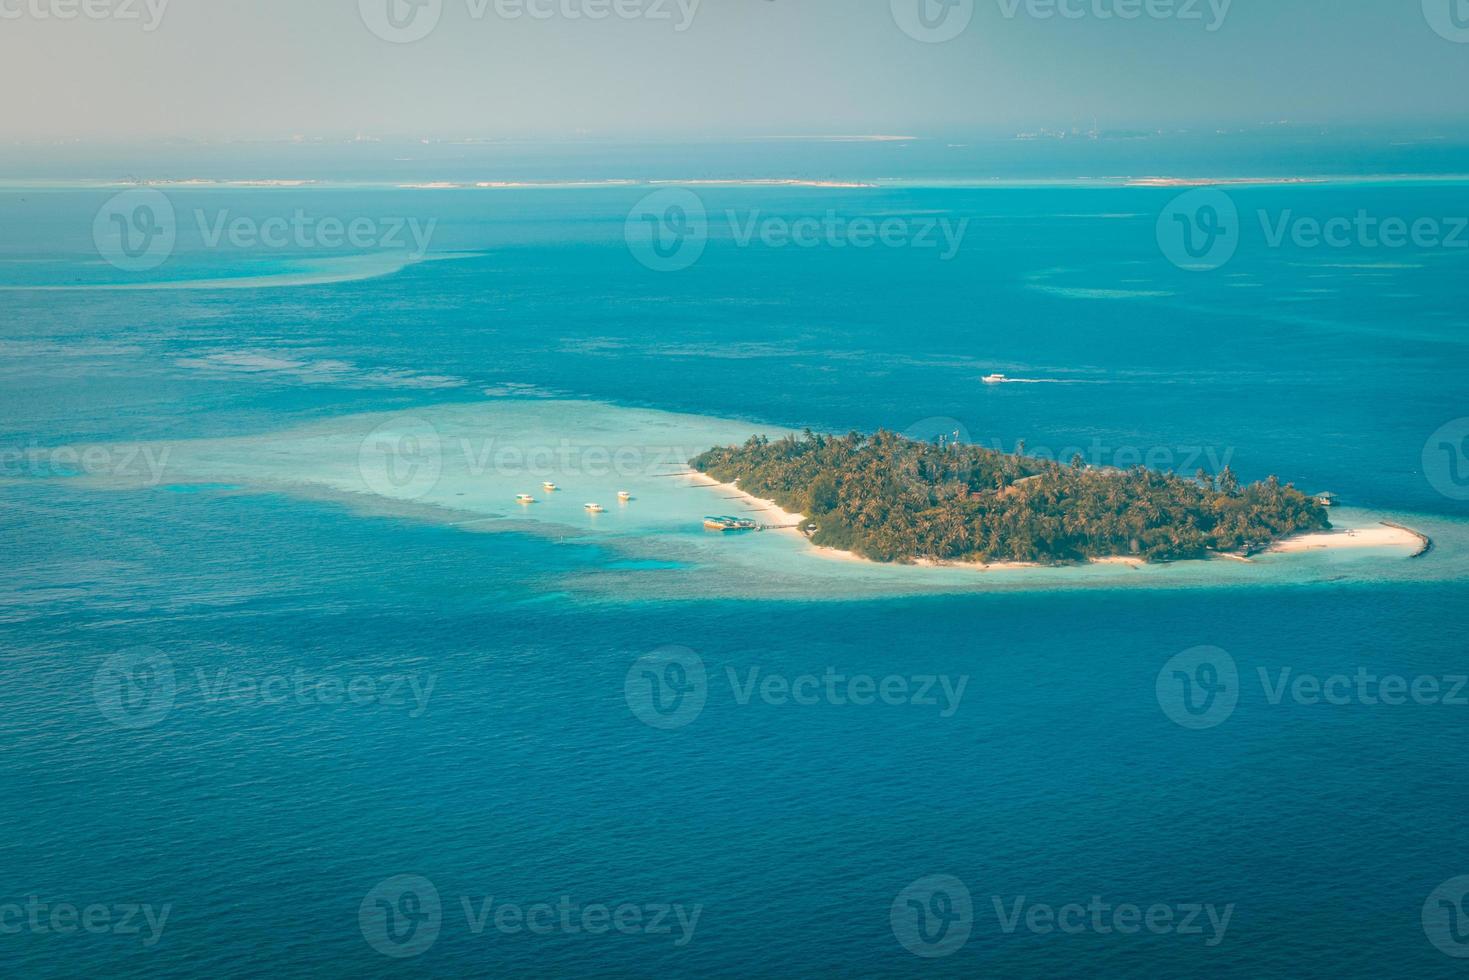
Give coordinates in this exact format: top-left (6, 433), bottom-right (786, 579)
top-left (392, 178), bottom-right (878, 190)
top-left (1125, 177), bottom-right (1329, 188)
top-left (648, 179), bottom-right (877, 189)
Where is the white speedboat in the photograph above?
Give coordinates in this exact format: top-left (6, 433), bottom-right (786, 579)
top-left (983, 373), bottom-right (1008, 385)
top-left (516, 494), bottom-right (536, 504)
top-left (584, 503), bottom-right (606, 513)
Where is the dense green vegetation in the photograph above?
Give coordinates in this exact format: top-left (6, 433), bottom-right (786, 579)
top-left (690, 431), bottom-right (1329, 564)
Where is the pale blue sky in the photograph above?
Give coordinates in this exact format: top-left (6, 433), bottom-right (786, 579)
top-left (1, 0), bottom-right (1466, 140)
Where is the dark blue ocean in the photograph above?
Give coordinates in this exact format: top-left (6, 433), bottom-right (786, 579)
top-left (2, 148), bottom-right (1468, 977)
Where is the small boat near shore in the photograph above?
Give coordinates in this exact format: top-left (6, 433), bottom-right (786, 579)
top-left (618, 490), bottom-right (632, 501)
top-left (516, 494), bottom-right (536, 504)
top-left (585, 503), bottom-right (606, 513)
top-left (542, 482), bottom-right (559, 492)
top-left (704, 515), bottom-right (759, 532)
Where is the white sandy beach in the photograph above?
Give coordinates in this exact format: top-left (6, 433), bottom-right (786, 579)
top-left (685, 473), bottom-right (885, 565)
top-left (1267, 523), bottom-right (1426, 554)
top-left (684, 473), bottom-right (807, 531)
top-left (1125, 176), bottom-right (1328, 188)
top-left (685, 473), bottom-right (1428, 570)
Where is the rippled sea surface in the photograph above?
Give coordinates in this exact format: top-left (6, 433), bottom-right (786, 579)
top-left (2, 178), bottom-right (1467, 977)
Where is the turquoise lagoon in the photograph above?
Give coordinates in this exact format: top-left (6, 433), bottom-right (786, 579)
top-left (65, 396), bottom-right (1461, 600)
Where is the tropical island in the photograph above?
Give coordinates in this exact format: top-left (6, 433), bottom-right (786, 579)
top-left (689, 430), bottom-right (1331, 565)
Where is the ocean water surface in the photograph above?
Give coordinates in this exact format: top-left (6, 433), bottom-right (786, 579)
top-left (2, 169), bottom-right (1468, 977)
